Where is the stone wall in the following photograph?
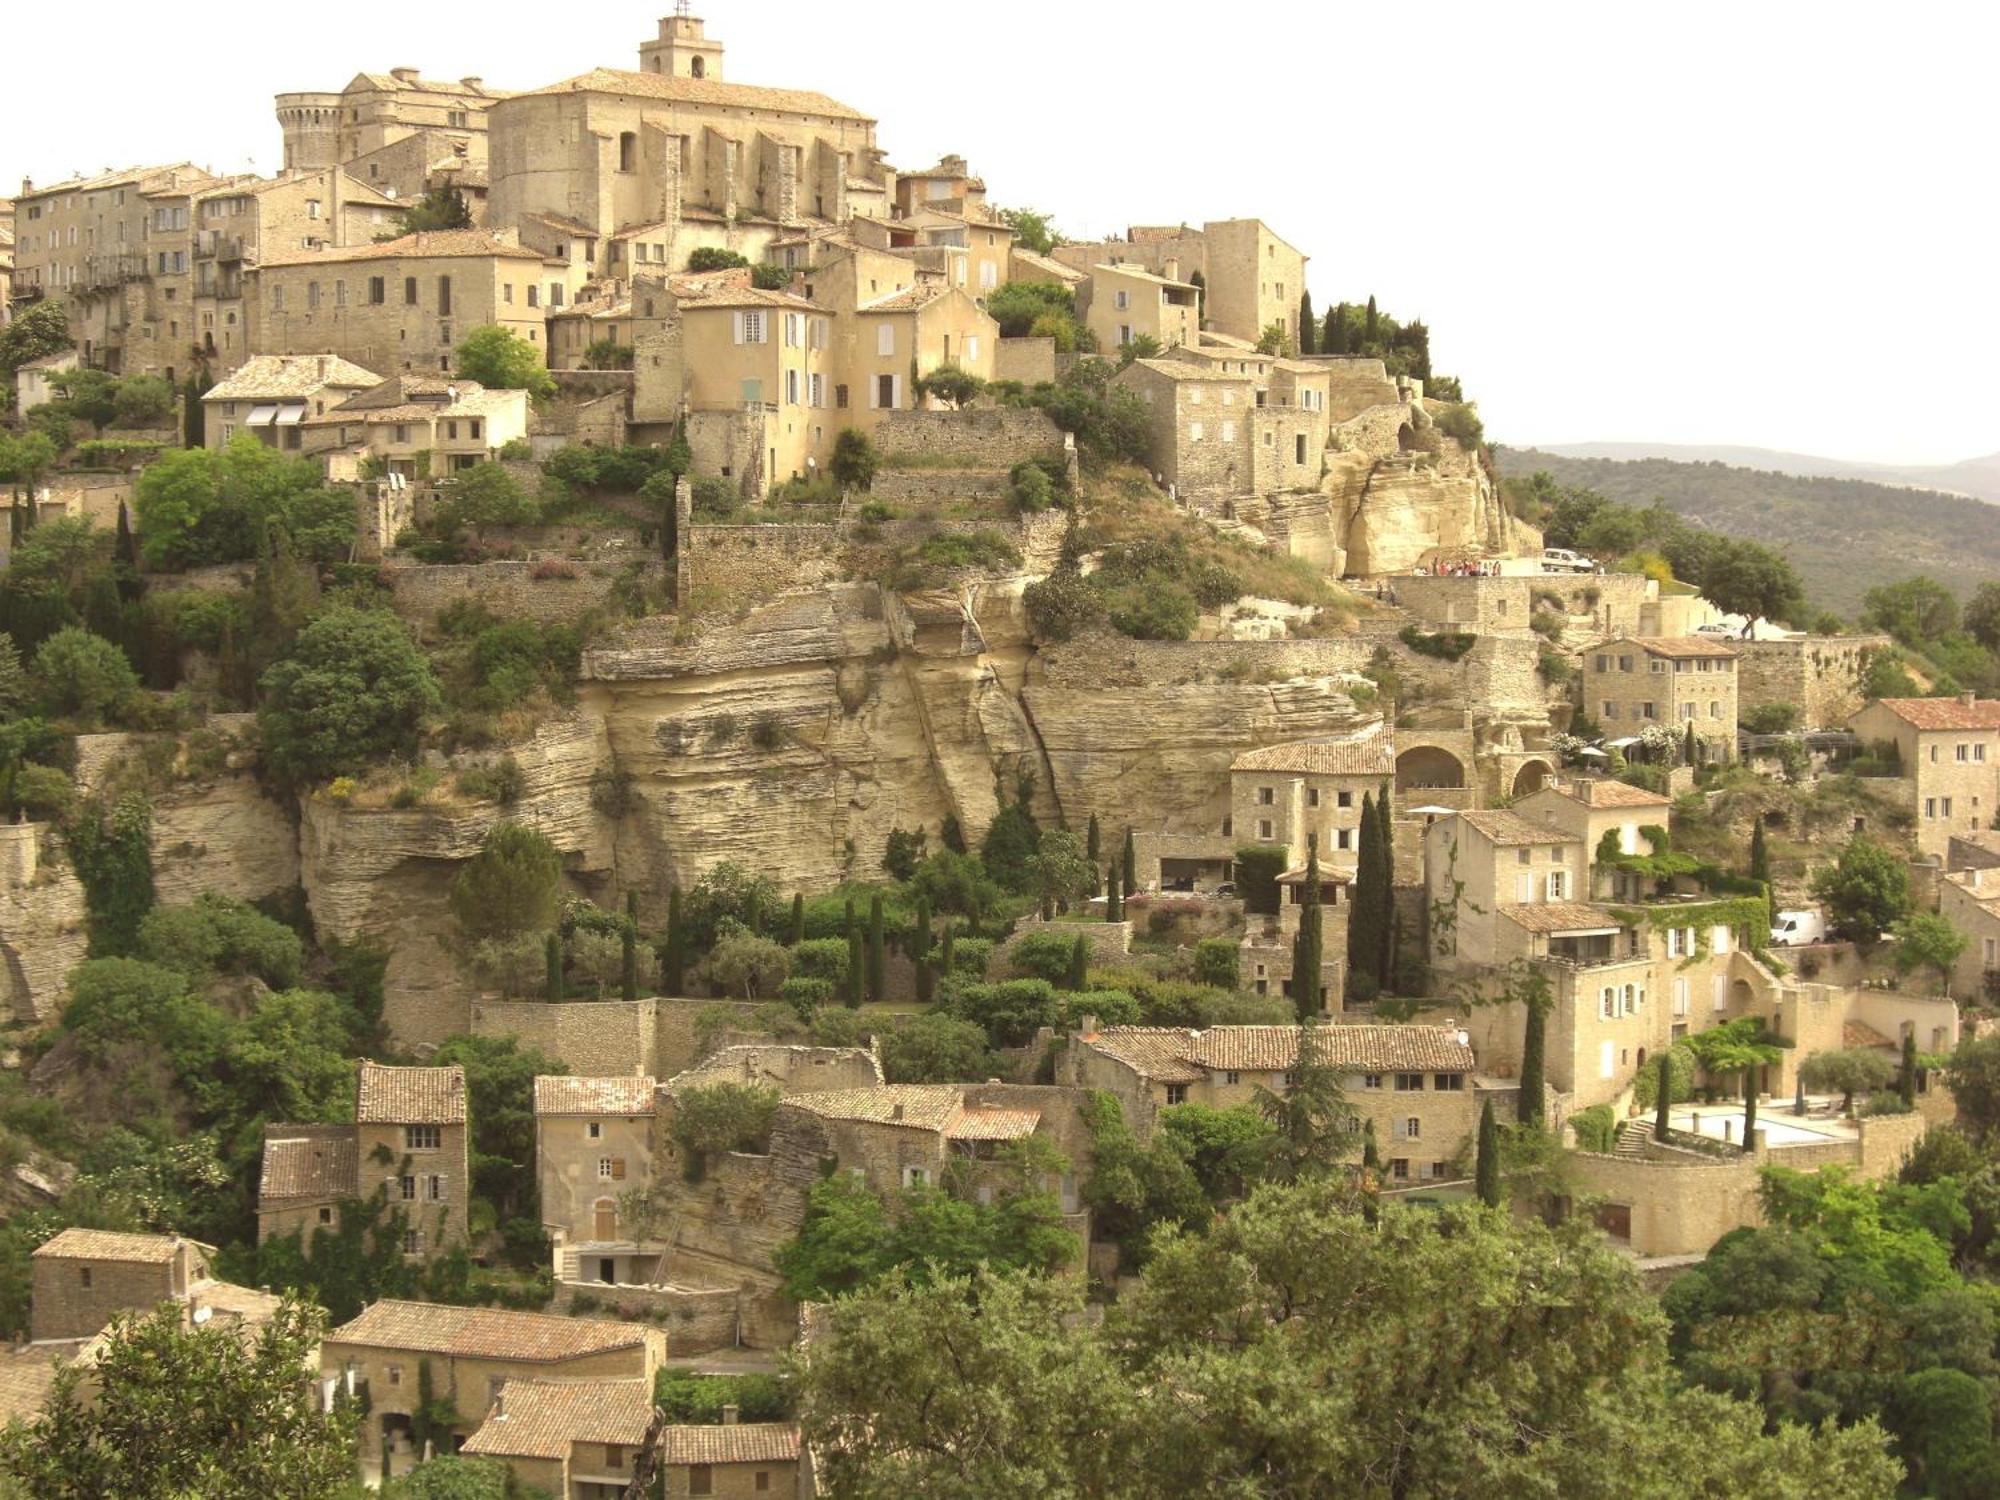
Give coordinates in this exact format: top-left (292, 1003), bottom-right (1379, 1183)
top-left (871, 468), bottom-right (1012, 509)
top-left (1735, 635), bottom-right (1892, 729)
top-left (995, 337), bottom-right (1056, 386)
top-left (679, 524), bottom-right (843, 604)
top-left (384, 558), bottom-right (663, 630)
top-left (0, 825), bottom-right (88, 1025)
top-left (654, 999), bottom-right (770, 1078)
top-left (471, 998), bottom-right (660, 1076)
top-left (559, 1281), bottom-right (739, 1356)
top-left (663, 1044), bottom-right (882, 1095)
top-left (872, 408), bottom-right (1067, 466)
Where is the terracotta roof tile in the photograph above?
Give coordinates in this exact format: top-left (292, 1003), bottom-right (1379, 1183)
top-left (533, 1076), bottom-right (657, 1116)
top-left (1501, 902), bottom-right (1628, 935)
top-left (259, 1124), bottom-right (359, 1201)
top-left (944, 1107), bottom-right (1041, 1142)
top-left (1231, 738), bottom-right (1395, 777)
top-left (327, 1300), bottom-right (653, 1362)
top-left (356, 1062), bottom-right (466, 1125)
top-left (663, 1422), bottom-right (801, 1466)
top-left (1086, 1024), bottom-right (1475, 1077)
top-left (1602, 635), bottom-right (1741, 660)
top-left (1456, 810), bottom-right (1579, 846)
top-left (1843, 1020), bottom-right (1897, 1050)
top-left (789, 1086), bottom-right (963, 1131)
top-left (515, 67), bottom-right (872, 122)
top-left (259, 230), bottom-right (546, 267)
top-left (33, 1229), bottom-right (187, 1263)
top-left (202, 354), bottom-right (381, 402)
top-left (1541, 777), bottom-right (1671, 809)
top-left (1867, 696), bottom-right (2000, 731)
top-left (463, 1378), bottom-right (654, 1460)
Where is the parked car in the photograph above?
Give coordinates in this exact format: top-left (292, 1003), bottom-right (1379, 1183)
top-left (1694, 621), bottom-right (1739, 638)
top-left (1769, 909), bottom-right (1826, 947)
top-left (1540, 548), bottom-right (1596, 574)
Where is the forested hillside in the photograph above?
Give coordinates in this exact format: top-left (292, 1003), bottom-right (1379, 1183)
top-left (1495, 446), bottom-right (2000, 615)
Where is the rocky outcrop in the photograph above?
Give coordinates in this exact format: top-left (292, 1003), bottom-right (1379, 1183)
top-left (0, 826), bottom-right (88, 1025)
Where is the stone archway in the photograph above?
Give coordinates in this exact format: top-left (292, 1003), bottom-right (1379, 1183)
top-left (1397, 745), bottom-right (1466, 792)
top-left (1511, 759), bottom-right (1554, 797)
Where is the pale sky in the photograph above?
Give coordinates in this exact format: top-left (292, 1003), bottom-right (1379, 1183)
top-left (7, 2), bottom-right (1993, 465)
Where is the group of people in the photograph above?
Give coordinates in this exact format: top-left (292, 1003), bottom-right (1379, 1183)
top-left (1413, 557), bottom-right (1501, 577)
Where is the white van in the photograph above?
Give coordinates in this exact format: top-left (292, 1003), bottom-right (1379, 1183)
top-left (1540, 547), bottom-right (1595, 574)
top-left (1769, 909), bottom-right (1826, 947)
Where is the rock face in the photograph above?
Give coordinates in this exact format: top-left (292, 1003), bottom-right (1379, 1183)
top-left (0, 826), bottom-right (88, 1025)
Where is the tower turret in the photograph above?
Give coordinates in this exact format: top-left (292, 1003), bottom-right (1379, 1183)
top-left (640, 6), bottom-right (725, 79)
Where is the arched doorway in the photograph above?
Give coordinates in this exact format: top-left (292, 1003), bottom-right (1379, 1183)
top-left (1512, 759), bottom-right (1553, 796)
top-left (1397, 746), bottom-right (1466, 792)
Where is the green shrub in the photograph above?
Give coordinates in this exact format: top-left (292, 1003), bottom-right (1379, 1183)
top-left (790, 938), bottom-right (850, 983)
top-left (1570, 1103), bottom-right (1619, 1154)
top-left (453, 756), bottom-right (524, 804)
top-left (1743, 702), bottom-right (1802, 735)
top-left (1397, 625), bottom-right (1476, 661)
top-left (1105, 582), bottom-right (1198, 641)
top-left (1010, 930), bottom-right (1080, 984)
top-left (1193, 938), bottom-right (1240, 989)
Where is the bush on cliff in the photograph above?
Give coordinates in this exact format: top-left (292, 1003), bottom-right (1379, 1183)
top-left (257, 607), bottom-right (441, 787)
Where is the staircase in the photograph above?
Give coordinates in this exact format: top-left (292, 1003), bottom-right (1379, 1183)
top-left (1614, 1118), bottom-right (1659, 1158)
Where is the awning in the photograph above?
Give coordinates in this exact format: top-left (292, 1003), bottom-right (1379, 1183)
top-left (1551, 926), bottom-right (1624, 939)
top-left (244, 404), bottom-right (279, 427)
top-left (1605, 736), bottom-right (1641, 749)
top-left (273, 403), bottom-right (307, 426)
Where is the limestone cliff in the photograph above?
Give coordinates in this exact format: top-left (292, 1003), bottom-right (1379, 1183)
top-left (0, 826), bottom-right (88, 1026)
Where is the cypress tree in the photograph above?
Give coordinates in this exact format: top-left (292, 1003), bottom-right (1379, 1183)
top-left (1105, 869), bottom-right (1123, 923)
top-left (1900, 1031), bottom-right (1918, 1108)
top-left (114, 501), bottom-right (137, 569)
top-left (1749, 821), bottom-right (1772, 924)
top-left (1364, 294), bottom-right (1379, 345)
top-left (744, 886), bottom-right (762, 937)
top-left (1291, 842), bottom-right (1323, 1020)
top-left (939, 922), bottom-right (956, 983)
top-left (1374, 790), bottom-right (1396, 987)
top-left (1347, 793), bottom-right (1380, 993)
top-left (545, 932), bottom-right (563, 1003)
top-left (866, 893), bottom-right (885, 1003)
top-left (846, 924), bottom-right (864, 1008)
top-left (1086, 813), bottom-right (1101, 866)
top-left (1655, 1052), bottom-right (1673, 1141)
top-left (1297, 291), bottom-right (1317, 355)
top-left (664, 886), bottom-right (684, 994)
top-left (1361, 1118), bottom-right (1381, 1171)
top-left (621, 911), bottom-right (638, 1004)
top-left (789, 892), bottom-right (806, 945)
top-left (1742, 1065), bottom-right (1759, 1154)
top-left (1065, 934), bottom-right (1089, 991)
top-left (1326, 303), bottom-right (1348, 355)
top-left (1121, 828), bottom-right (1137, 899)
top-left (1518, 1000), bottom-right (1546, 1125)
top-left (910, 895), bottom-right (933, 964)
top-left (1475, 1100), bottom-right (1501, 1207)
top-left (1683, 719), bottom-right (1698, 767)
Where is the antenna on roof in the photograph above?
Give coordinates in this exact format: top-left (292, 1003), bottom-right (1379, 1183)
top-left (675, 0), bottom-right (691, 13)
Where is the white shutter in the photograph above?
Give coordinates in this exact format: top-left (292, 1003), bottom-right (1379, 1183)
top-left (732, 310), bottom-right (745, 345)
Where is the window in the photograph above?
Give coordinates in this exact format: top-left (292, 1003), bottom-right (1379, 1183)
top-left (690, 1467), bottom-right (713, 1497)
top-left (1165, 1083), bottom-right (1188, 1105)
top-left (1594, 655), bottom-right (1608, 673)
top-left (597, 1158), bottom-right (627, 1180)
top-left (619, 131), bottom-right (637, 172)
top-left (1221, 421), bottom-right (1236, 443)
top-left (1189, 421), bottom-right (1204, 441)
top-left (587, 1121), bottom-right (602, 1140)
top-left (901, 1166), bottom-right (930, 1188)
top-left (425, 1174), bottom-right (447, 1201)
top-left (605, 1444), bottom-right (625, 1469)
top-left (437, 276), bottom-right (452, 316)
top-left (318, 1206), bottom-right (334, 1224)
top-left (306, 199), bottom-right (321, 219)
top-left (809, 372), bottom-right (824, 407)
top-left (786, 369), bottom-right (800, 405)
top-left (79, 1267), bottom-right (92, 1289)
top-left (368, 276), bottom-right (384, 304)
top-left (784, 312), bottom-right (802, 347)
top-left (966, 335), bottom-right (980, 363)
top-left (1546, 870), bottom-right (1568, 901)
top-left (502, 284), bottom-right (513, 304)
top-left (1517, 849), bottom-right (1532, 865)
top-left (1259, 786), bottom-right (1275, 805)
top-left (307, 281), bottom-right (321, 310)
top-left (404, 276), bottom-right (417, 305)
top-left (1363, 1073), bottom-right (1382, 1090)
top-left (406, 1125), bottom-right (441, 1150)
top-left (1434, 1073), bottom-right (1464, 1091)
top-left (1960, 743), bottom-right (1972, 762)
top-left (387, 1364), bottom-right (402, 1387)
top-left (875, 372), bottom-right (896, 409)
top-left (272, 285), bottom-right (284, 311)
top-left (1642, 702), bottom-right (1657, 719)
top-left (527, 285), bottom-right (540, 308)
top-left (1395, 1073), bottom-right (1424, 1091)
top-left (400, 1176), bottom-right (416, 1201)
top-left (1257, 819), bottom-right (1274, 840)
top-left (1114, 289), bottom-right (1130, 311)
top-left (1925, 798), bottom-right (1936, 819)
top-left (1601, 986), bottom-right (1616, 1020)
top-left (1390, 1159), bottom-right (1409, 1180)
top-left (1404, 1117), bottom-right (1421, 1140)
top-left (756, 1472), bottom-right (771, 1493)
top-left (877, 323), bottom-right (895, 357)
top-left (1224, 1071), bottom-right (1240, 1085)
top-left (1335, 829), bottom-right (1353, 850)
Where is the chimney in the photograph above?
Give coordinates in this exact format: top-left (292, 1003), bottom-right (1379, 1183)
top-left (721, 1404), bottom-right (740, 1426)
top-left (1081, 1014), bottom-right (1099, 1039)
top-left (889, 1103), bottom-right (904, 1121)
top-left (460, 76), bottom-right (483, 91)
top-left (390, 66), bottom-right (420, 83)
top-left (493, 1387), bottom-right (505, 1419)
top-left (316, 356), bottom-right (328, 378)
top-left (1963, 691), bottom-right (1978, 708)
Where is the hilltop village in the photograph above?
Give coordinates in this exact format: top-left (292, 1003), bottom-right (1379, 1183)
top-left (0, 12), bottom-right (1996, 1498)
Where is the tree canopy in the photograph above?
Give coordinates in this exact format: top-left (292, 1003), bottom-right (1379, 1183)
top-left (453, 325), bottom-right (555, 402)
top-left (256, 606), bottom-right (442, 786)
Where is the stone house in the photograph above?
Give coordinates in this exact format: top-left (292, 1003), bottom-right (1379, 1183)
top-left (1511, 777), bottom-right (1675, 902)
top-left (1007, 245), bottom-right (1085, 289)
top-left (322, 1300), bottom-right (665, 1463)
top-left (1939, 866), bottom-right (2000, 1006)
top-left (662, 1419), bottom-right (803, 1499)
top-left (1733, 634), bottom-right (1892, 730)
top-left (304, 375), bottom-right (530, 477)
top-left (460, 1376), bottom-right (658, 1499)
top-left (1054, 218), bottom-right (1307, 347)
top-left (892, 153), bottom-right (990, 222)
top-left (549, 291), bottom-right (636, 369)
top-left (846, 282), bottom-right (997, 432)
top-left (28, 1228), bottom-right (278, 1343)
top-left (1583, 635), bottom-right (1740, 752)
top-left (484, 16), bottom-right (886, 279)
top-left (251, 229), bottom-right (557, 378)
top-left (1114, 355), bottom-right (1325, 503)
top-left (1062, 1023), bottom-right (1485, 1185)
top-left (1231, 736), bottom-right (1396, 878)
top-left (13, 349), bottom-right (76, 414)
top-left (200, 353), bottom-right (382, 451)
top-left (1076, 263), bottom-right (1199, 354)
top-left (1423, 809), bottom-right (1588, 969)
top-left (1849, 694), bottom-right (2000, 861)
top-left (257, 1061), bottom-right (469, 1259)
top-left (887, 207), bottom-right (1016, 300)
top-left (276, 68), bottom-right (506, 186)
top-left (534, 1074), bottom-right (659, 1287)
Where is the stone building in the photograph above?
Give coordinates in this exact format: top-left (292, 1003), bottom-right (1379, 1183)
top-left (662, 1419), bottom-right (803, 1499)
top-left (322, 1300), bottom-right (665, 1464)
top-left (1422, 809), bottom-right (1587, 969)
top-left (1733, 634), bottom-right (1892, 730)
top-left (534, 1074), bottom-right (659, 1286)
top-left (11, 349), bottom-right (75, 415)
top-left (1115, 356), bottom-right (1326, 503)
top-left (1848, 694), bottom-right (2000, 861)
top-left (1063, 1022), bottom-right (1486, 1184)
top-left (305, 375), bottom-right (531, 477)
top-left (29, 1229), bottom-right (278, 1343)
top-left (1055, 218), bottom-right (1307, 347)
top-left (1511, 777), bottom-right (1674, 902)
top-left (251, 229), bottom-right (558, 378)
top-left (1075, 262), bottom-right (1199, 354)
top-left (200, 352), bottom-right (382, 450)
top-left (1582, 635), bottom-right (1739, 752)
top-left (276, 68), bottom-right (507, 197)
top-left (460, 1375), bottom-right (658, 1499)
top-left (1940, 865), bottom-right (2000, 1006)
top-left (257, 1061), bottom-right (469, 1258)
top-left (1230, 736), bottom-right (1396, 878)
top-left (485, 15), bottom-right (888, 279)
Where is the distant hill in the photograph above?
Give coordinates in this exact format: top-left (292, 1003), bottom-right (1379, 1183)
top-left (1493, 446), bottom-right (2000, 617)
top-left (1523, 441), bottom-right (2000, 506)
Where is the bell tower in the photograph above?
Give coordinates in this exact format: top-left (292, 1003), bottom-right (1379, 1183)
top-left (640, 4), bottom-right (725, 79)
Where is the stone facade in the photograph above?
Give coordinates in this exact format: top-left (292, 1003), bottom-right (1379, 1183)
top-left (1734, 634), bottom-right (1891, 730)
top-left (1848, 696), bottom-right (2000, 862)
top-left (383, 558), bottom-right (665, 630)
top-left (29, 1230), bottom-right (204, 1342)
top-left (870, 407), bottom-right (1068, 468)
top-left (1582, 636), bottom-right (1740, 752)
top-left (474, 999), bottom-right (662, 1076)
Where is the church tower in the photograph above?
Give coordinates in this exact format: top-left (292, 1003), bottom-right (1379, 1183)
top-left (640, 5), bottom-right (726, 79)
